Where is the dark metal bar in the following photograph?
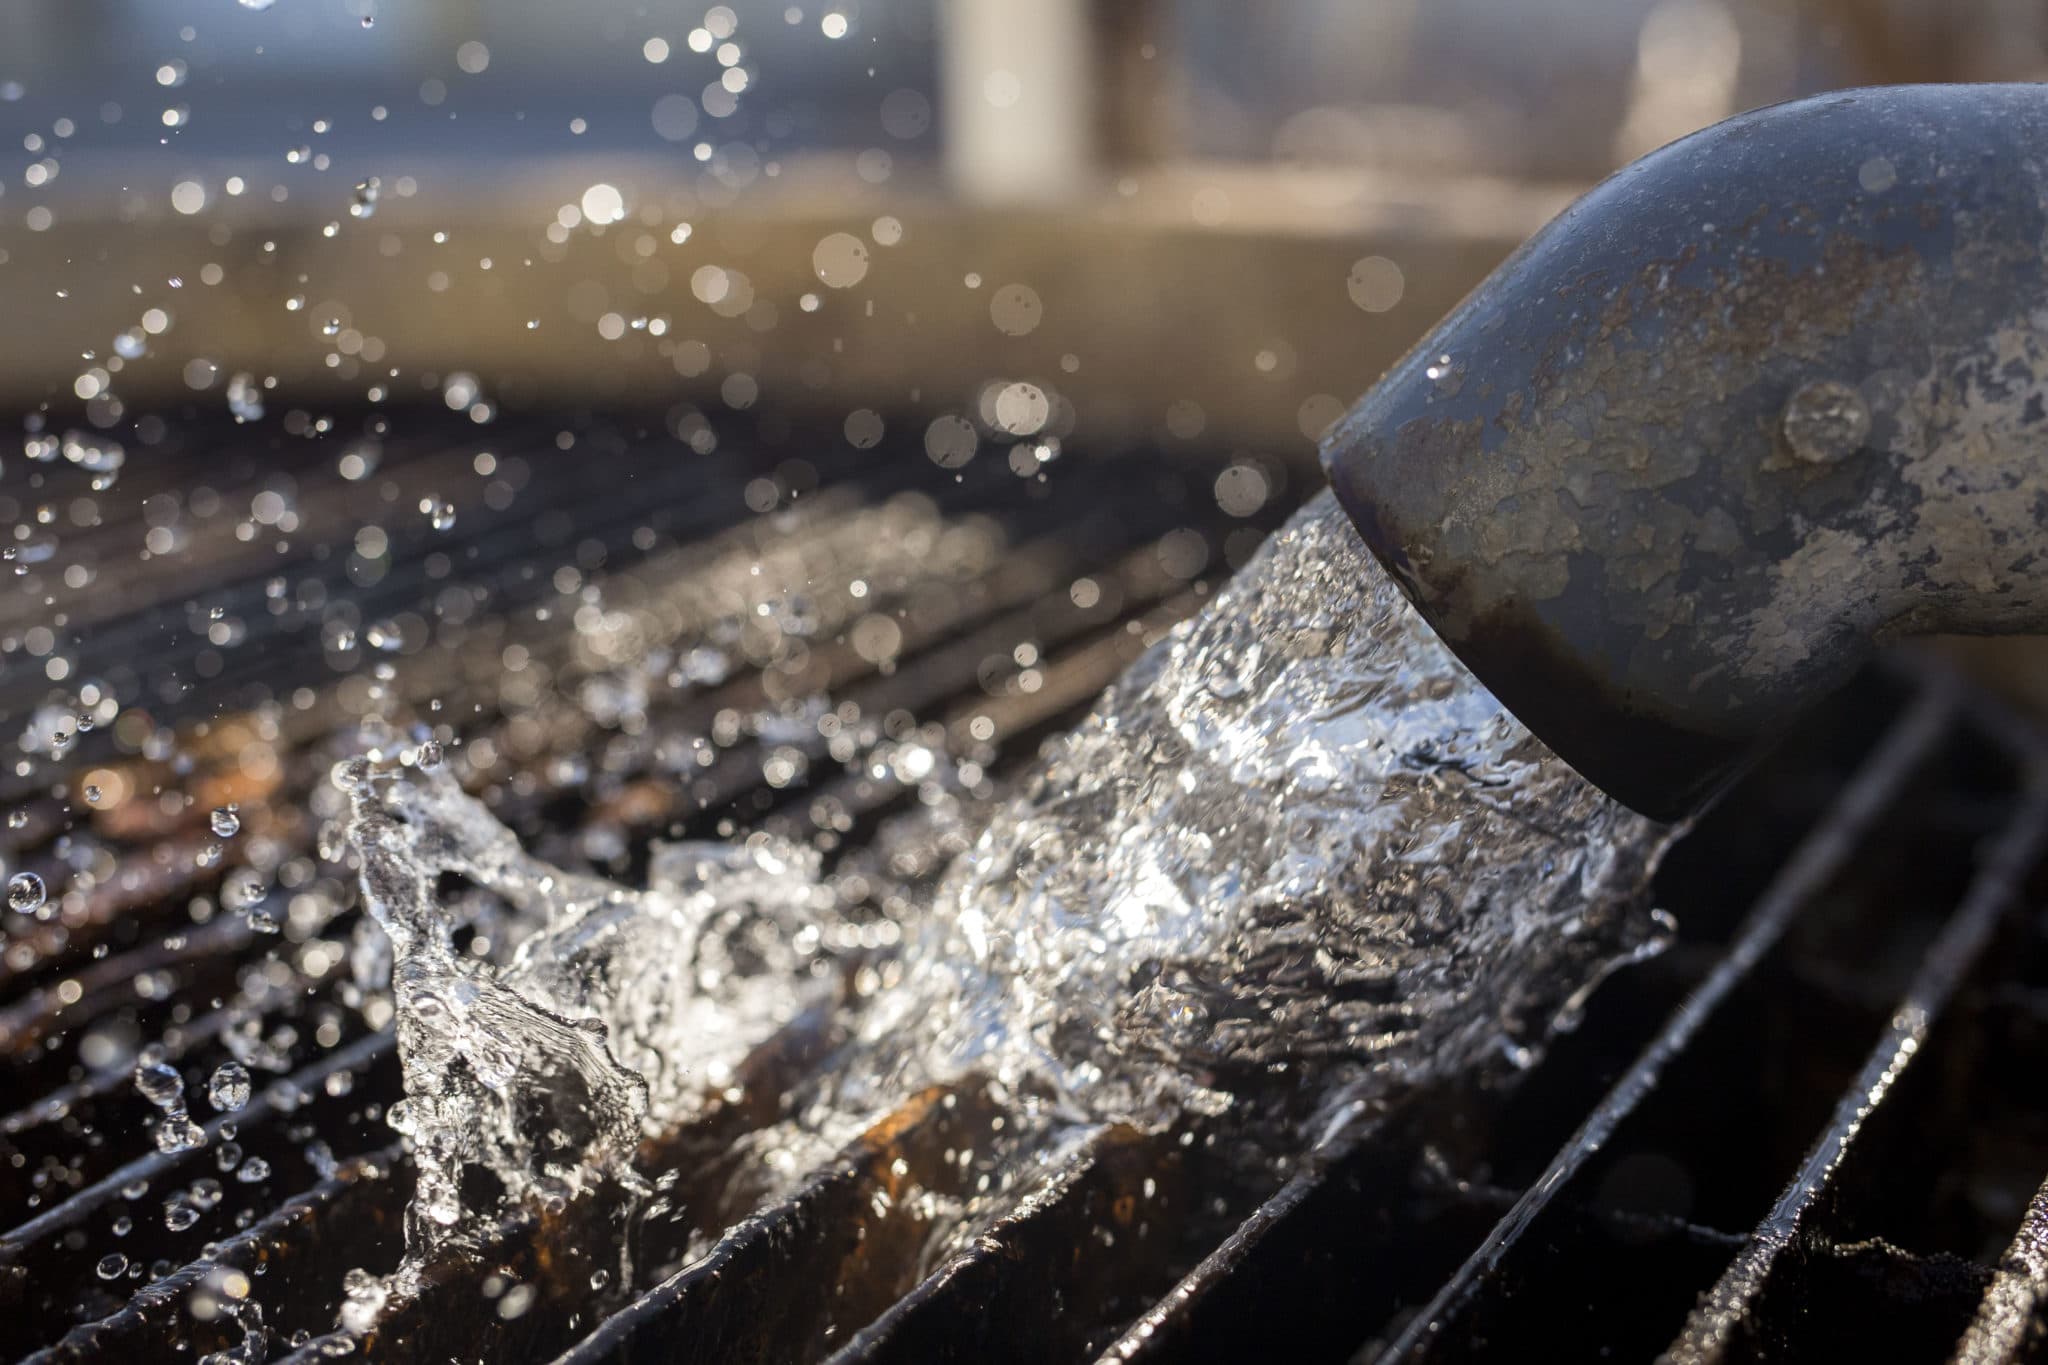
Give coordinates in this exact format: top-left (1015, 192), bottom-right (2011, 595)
top-left (1370, 681), bottom-right (1956, 1363)
top-left (1953, 1175), bottom-right (2048, 1364)
top-left (0, 912), bottom-right (253, 1056)
top-left (1108, 1146), bottom-right (1347, 1362)
top-left (0, 418), bottom-right (1290, 1361)
top-left (1663, 782), bottom-right (2048, 1363)
top-left (0, 1028), bottom-right (392, 1256)
top-left (22, 1143), bottom-right (405, 1365)
top-left (536, 1087), bottom-right (995, 1365)
top-left (821, 1124), bottom-right (1190, 1365)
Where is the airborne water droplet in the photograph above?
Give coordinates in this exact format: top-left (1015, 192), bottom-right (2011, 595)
top-left (7, 871), bottom-right (46, 912)
top-left (221, 868), bottom-right (266, 913)
top-left (227, 371), bottom-right (264, 422)
top-left (135, 1060), bottom-right (183, 1108)
top-left (210, 805), bottom-right (241, 838)
top-left (208, 1062), bottom-right (252, 1112)
top-left (350, 176), bottom-right (381, 219)
top-left (156, 1120), bottom-right (205, 1152)
top-left (96, 1253), bottom-right (128, 1280)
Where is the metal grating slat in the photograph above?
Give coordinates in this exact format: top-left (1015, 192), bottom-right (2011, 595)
top-left (1663, 785), bottom-right (2048, 1362)
top-left (1370, 684), bottom-right (1959, 1362)
top-left (15, 406), bottom-right (2048, 1362)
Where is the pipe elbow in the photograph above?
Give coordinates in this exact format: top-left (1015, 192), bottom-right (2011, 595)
top-left (1323, 84), bottom-right (2048, 819)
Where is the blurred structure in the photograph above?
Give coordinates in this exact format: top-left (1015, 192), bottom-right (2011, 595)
top-left (2, 0), bottom-right (2045, 459)
top-left (941, 0), bottom-right (1097, 203)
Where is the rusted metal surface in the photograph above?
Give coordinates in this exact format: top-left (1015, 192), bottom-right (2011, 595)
top-left (1323, 84), bottom-right (2048, 818)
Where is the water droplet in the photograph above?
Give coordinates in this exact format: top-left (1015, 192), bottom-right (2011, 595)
top-left (1204, 671), bottom-right (1246, 700)
top-left (416, 739), bottom-right (444, 769)
top-left (349, 176), bottom-right (381, 219)
top-left (208, 1062), bottom-right (251, 1112)
top-left (1782, 379), bottom-right (1870, 464)
top-left (321, 317), bottom-right (342, 337)
top-left (83, 784), bottom-right (102, 804)
top-left (226, 371), bottom-right (264, 422)
top-left (924, 415), bottom-right (978, 469)
top-left (163, 1200), bottom-right (200, 1231)
top-left (1858, 156), bottom-right (1897, 193)
top-left (96, 1253), bottom-right (128, 1280)
top-left (223, 868), bottom-right (266, 911)
top-left (154, 1117), bottom-right (206, 1153)
top-left (210, 806), bottom-right (241, 838)
top-left (421, 498), bottom-right (456, 531)
top-left (366, 619), bottom-right (402, 651)
top-left (7, 810), bottom-right (25, 830)
top-left (1423, 353), bottom-right (1465, 397)
top-left (235, 1156), bottom-right (272, 1183)
top-left (7, 871), bottom-right (47, 912)
top-left (135, 1060), bottom-right (183, 1106)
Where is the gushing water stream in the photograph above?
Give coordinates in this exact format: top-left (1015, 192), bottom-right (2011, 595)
top-left (343, 489), bottom-right (1674, 1262)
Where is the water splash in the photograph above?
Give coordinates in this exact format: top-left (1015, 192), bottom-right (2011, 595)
top-left (338, 753), bottom-right (836, 1249)
top-left (345, 488), bottom-right (1671, 1252)
top-left (847, 488), bottom-right (1670, 1125)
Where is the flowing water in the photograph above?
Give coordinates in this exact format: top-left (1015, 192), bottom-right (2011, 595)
top-left (343, 487), bottom-right (1674, 1264)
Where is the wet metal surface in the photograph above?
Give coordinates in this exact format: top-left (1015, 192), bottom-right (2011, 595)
top-left (1664, 781), bottom-right (2048, 1361)
top-left (12, 413), bottom-right (2048, 1361)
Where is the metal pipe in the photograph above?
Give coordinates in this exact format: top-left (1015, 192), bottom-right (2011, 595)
top-left (1321, 84), bottom-right (2048, 820)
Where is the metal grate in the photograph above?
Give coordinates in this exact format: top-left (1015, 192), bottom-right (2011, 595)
top-left (5, 408), bottom-right (2048, 1363)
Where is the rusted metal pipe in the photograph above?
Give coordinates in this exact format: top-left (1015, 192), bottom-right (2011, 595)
top-left (1322, 83), bottom-right (2048, 820)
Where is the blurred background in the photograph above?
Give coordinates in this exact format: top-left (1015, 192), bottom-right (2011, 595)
top-left (5, 0), bottom-right (2045, 469)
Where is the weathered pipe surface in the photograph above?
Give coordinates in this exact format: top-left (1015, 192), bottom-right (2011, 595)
top-left (1323, 84), bottom-right (2048, 819)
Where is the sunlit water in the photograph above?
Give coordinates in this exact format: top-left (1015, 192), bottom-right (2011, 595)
top-left (343, 488), bottom-right (1673, 1262)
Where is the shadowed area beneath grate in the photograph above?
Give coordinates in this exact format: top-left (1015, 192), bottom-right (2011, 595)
top-left (6, 407), bottom-right (2048, 1363)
